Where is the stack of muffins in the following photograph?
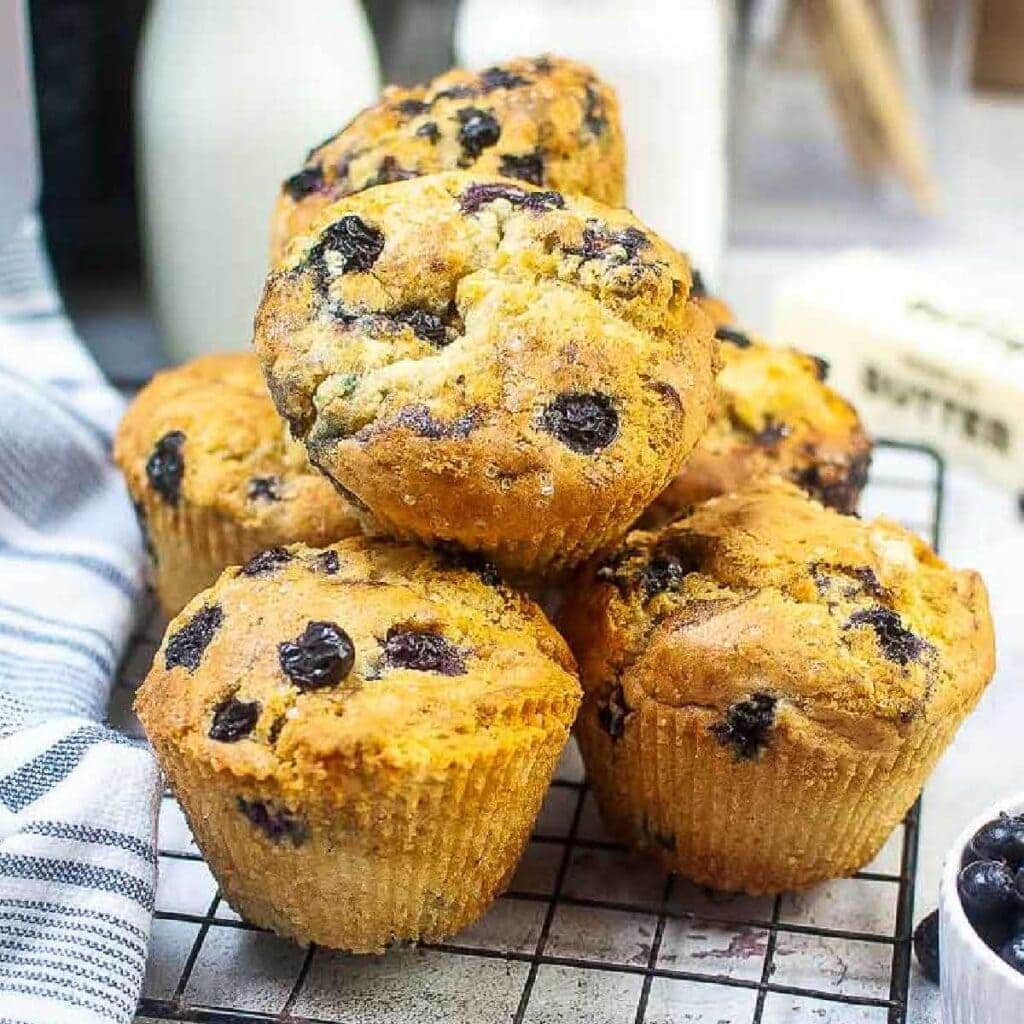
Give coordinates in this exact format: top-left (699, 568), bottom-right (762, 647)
top-left (120, 55), bottom-right (995, 953)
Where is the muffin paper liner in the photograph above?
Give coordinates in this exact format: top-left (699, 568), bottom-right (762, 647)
top-left (152, 702), bottom-right (573, 952)
top-left (138, 497), bottom-right (266, 618)
top-left (575, 698), bottom-right (965, 893)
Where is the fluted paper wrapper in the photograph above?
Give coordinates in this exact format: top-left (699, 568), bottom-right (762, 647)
top-left (576, 699), bottom-right (964, 894)
top-left (153, 715), bottom-right (571, 952)
top-left (141, 498), bottom-right (265, 618)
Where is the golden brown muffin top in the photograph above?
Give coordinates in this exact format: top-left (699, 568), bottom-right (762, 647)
top-left (255, 172), bottom-right (717, 557)
top-left (641, 333), bottom-right (872, 525)
top-left (135, 537), bottom-right (581, 798)
top-left (270, 54), bottom-right (625, 262)
top-left (562, 479), bottom-right (994, 752)
top-left (114, 353), bottom-right (361, 538)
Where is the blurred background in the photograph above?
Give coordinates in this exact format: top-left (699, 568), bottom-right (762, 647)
top-left (13, 0), bottom-right (1020, 385)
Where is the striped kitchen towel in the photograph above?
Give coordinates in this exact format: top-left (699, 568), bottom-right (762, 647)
top-left (0, 217), bottom-right (159, 1024)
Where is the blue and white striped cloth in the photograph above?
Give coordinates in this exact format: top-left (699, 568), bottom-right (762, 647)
top-left (0, 218), bottom-right (159, 1024)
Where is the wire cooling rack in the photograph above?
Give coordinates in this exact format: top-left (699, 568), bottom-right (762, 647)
top-left (122, 440), bottom-right (944, 1024)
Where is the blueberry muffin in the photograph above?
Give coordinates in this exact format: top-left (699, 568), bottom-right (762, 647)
top-left (561, 479), bottom-right (994, 893)
top-left (135, 537), bottom-right (580, 951)
top-left (115, 353), bottom-right (361, 616)
top-left (270, 55), bottom-right (625, 263)
top-left (640, 331), bottom-right (871, 527)
top-left (254, 171), bottom-right (718, 578)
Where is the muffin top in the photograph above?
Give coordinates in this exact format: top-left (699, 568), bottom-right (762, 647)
top-left (114, 352), bottom-right (361, 540)
top-left (641, 332), bottom-right (871, 526)
top-left (561, 479), bottom-right (994, 752)
top-left (255, 172), bottom-right (717, 560)
top-left (270, 54), bottom-right (625, 262)
top-left (135, 537), bottom-right (581, 799)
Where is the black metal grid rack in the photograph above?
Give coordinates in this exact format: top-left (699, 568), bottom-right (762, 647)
top-left (130, 440), bottom-right (944, 1024)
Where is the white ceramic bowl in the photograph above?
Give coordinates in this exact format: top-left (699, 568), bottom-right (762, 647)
top-left (941, 796), bottom-right (1024, 1023)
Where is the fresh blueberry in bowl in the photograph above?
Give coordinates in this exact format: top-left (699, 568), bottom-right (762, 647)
top-left (958, 860), bottom-right (1019, 921)
top-left (968, 813), bottom-right (1024, 869)
top-left (941, 800), bottom-right (1024, 1024)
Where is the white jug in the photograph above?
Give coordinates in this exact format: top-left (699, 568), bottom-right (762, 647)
top-left (136, 0), bottom-right (380, 362)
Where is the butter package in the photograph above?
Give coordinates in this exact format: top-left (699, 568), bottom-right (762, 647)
top-left (772, 251), bottom-right (1023, 493)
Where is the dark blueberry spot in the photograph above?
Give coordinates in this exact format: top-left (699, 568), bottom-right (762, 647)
top-left (396, 97), bottom-right (430, 117)
top-left (208, 696), bottom-right (260, 742)
top-left (797, 450), bottom-right (871, 514)
top-left (847, 566), bottom-right (888, 599)
top-left (641, 556), bottom-right (686, 600)
top-left (597, 536), bottom-right (712, 596)
top-left (237, 797), bottom-right (306, 845)
top-left (416, 121), bottom-right (440, 144)
top-left (307, 215), bottom-right (385, 287)
top-left (582, 82), bottom-right (608, 137)
top-left (146, 430), bottom-right (186, 506)
top-left (913, 910), bottom-right (940, 984)
top-left (279, 620), bottom-right (356, 690)
top-left (391, 308), bottom-right (448, 347)
top-left (810, 355), bottom-right (830, 381)
top-left (131, 500), bottom-right (156, 562)
top-left (165, 604), bottom-right (223, 673)
top-left (568, 222), bottom-right (649, 265)
top-left (999, 932), bottom-right (1024, 976)
top-left (845, 607), bottom-right (929, 665)
top-left (969, 814), bottom-right (1024, 869)
top-left (958, 859), bottom-right (1017, 921)
top-left (715, 326), bottom-right (751, 349)
top-left (248, 476), bottom-right (281, 502)
top-left (597, 684), bottom-right (629, 740)
top-left (533, 56), bottom-right (553, 74)
top-left (382, 628), bottom-right (466, 676)
top-left (499, 149), bottom-right (545, 186)
top-left (434, 84), bottom-right (478, 102)
top-left (267, 715), bottom-right (286, 745)
top-left (459, 182), bottom-right (564, 215)
top-left (241, 547), bottom-right (293, 577)
top-left (283, 166), bottom-right (324, 200)
top-left (480, 66), bottom-right (530, 92)
top-left (540, 391), bottom-right (619, 454)
top-left (435, 545), bottom-right (503, 587)
top-left (710, 693), bottom-right (777, 760)
top-left (456, 108), bottom-right (501, 159)
top-left (646, 380), bottom-right (682, 411)
top-left (810, 563), bottom-right (889, 601)
top-left (752, 417), bottom-right (791, 448)
top-left (386, 403), bottom-right (478, 441)
top-left (367, 155), bottom-right (418, 188)
top-left (318, 550), bottom-right (341, 574)
top-left (690, 268), bottom-right (708, 298)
